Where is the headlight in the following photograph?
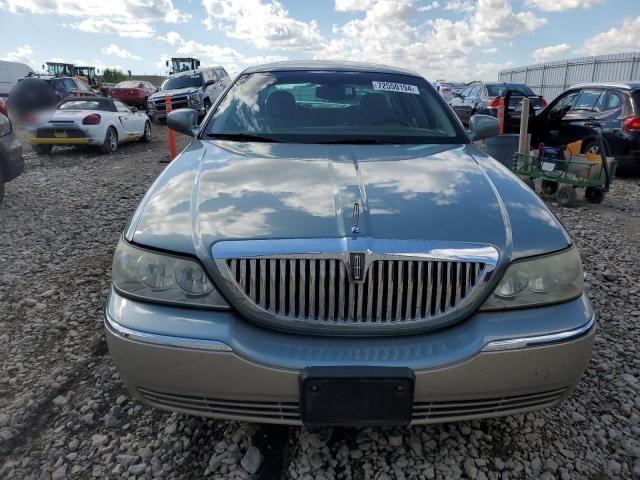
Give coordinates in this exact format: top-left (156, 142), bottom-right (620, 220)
top-left (480, 246), bottom-right (583, 310)
top-left (112, 239), bottom-right (229, 309)
top-left (189, 93), bottom-right (200, 104)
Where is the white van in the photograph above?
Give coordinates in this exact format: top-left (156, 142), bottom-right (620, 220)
top-left (0, 60), bottom-right (35, 98)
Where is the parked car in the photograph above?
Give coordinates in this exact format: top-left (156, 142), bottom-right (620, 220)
top-left (450, 81), bottom-right (546, 132)
top-left (147, 66), bottom-right (231, 121)
top-left (108, 80), bottom-right (157, 108)
top-left (0, 60), bottom-right (34, 99)
top-left (435, 81), bottom-right (465, 102)
top-left (26, 97), bottom-right (151, 155)
top-left (530, 82), bottom-right (640, 173)
top-left (8, 74), bottom-right (95, 120)
top-left (0, 99), bottom-right (23, 203)
top-left (105, 61), bottom-right (594, 427)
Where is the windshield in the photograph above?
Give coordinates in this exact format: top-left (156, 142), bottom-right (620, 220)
top-left (116, 81), bottom-right (144, 88)
top-left (162, 74), bottom-right (202, 91)
top-left (58, 100), bottom-right (105, 111)
top-left (203, 71), bottom-right (466, 144)
top-left (486, 84), bottom-right (535, 96)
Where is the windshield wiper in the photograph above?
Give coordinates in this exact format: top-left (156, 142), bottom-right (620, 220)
top-left (206, 132), bottom-right (281, 143)
top-left (317, 138), bottom-right (398, 145)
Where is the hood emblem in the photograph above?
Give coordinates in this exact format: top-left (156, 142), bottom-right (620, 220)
top-left (349, 252), bottom-right (365, 282)
top-left (351, 202), bottom-right (360, 235)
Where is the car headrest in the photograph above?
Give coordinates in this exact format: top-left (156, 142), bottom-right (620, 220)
top-left (265, 90), bottom-right (297, 117)
top-left (358, 93), bottom-right (390, 121)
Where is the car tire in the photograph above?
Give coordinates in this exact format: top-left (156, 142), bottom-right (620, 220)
top-left (140, 121), bottom-right (151, 143)
top-left (555, 185), bottom-right (577, 207)
top-left (583, 141), bottom-right (599, 155)
top-left (541, 180), bottom-right (558, 195)
top-left (100, 127), bottom-right (118, 154)
top-left (33, 144), bottom-right (53, 155)
top-left (585, 187), bottom-right (606, 204)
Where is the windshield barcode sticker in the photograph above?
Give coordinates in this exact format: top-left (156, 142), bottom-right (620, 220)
top-left (372, 81), bottom-right (419, 94)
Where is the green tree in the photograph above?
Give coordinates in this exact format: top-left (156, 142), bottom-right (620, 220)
top-left (102, 68), bottom-right (126, 83)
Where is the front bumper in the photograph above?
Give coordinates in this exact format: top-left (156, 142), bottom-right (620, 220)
top-left (105, 289), bottom-right (595, 425)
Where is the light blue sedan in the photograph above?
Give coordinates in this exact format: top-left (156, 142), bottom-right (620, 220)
top-left (105, 61), bottom-right (594, 427)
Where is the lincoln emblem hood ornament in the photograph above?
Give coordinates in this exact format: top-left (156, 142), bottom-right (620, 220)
top-left (351, 202), bottom-right (360, 235)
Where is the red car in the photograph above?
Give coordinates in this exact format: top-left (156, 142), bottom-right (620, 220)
top-left (108, 81), bottom-right (157, 109)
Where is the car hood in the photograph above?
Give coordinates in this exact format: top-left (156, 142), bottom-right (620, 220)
top-left (150, 87), bottom-right (198, 99)
top-left (128, 141), bottom-right (570, 262)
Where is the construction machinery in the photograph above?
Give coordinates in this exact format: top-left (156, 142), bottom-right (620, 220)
top-left (167, 58), bottom-right (200, 74)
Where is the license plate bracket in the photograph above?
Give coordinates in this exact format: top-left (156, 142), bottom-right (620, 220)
top-left (300, 366), bottom-right (415, 427)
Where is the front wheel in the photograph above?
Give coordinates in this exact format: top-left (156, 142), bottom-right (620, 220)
top-left (100, 127), bottom-right (118, 154)
top-left (33, 144), bottom-right (53, 155)
top-left (140, 121), bottom-right (151, 143)
top-left (585, 187), bottom-right (606, 204)
top-left (555, 185), bottom-right (577, 207)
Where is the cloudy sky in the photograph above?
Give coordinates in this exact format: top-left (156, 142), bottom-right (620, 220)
top-left (1, 0), bottom-right (638, 81)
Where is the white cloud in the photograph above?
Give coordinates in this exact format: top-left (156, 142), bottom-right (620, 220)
top-left (584, 16), bottom-right (640, 56)
top-left (72, 18), bottom-right (155, 38)
top-left (475, 61), bottom-right (515, 79)
top-left (335, 0), bottom-right (374, 11)
top-left (418, 1), bottom-right (440, 12)
top-left (1, 0), bottom-right (189, 38)
top-left (527, 0), bottom-right (604, 12)
top-left (1, 44), bottom-right (34, 65)
top-left (532, 43), bottom-right (571, 62)
top-left (155, 31), bottom-right (287, 76)
top-left (201, 0), bottom-right (323, 50)
top-left (102, 44), bottom-right (141, 60)
top-left (482, 47), bottom-right (498, 54)
top-left (444, 0), bottom-right (475, 13)
top-left (317, 0), bottom-right (545, 80)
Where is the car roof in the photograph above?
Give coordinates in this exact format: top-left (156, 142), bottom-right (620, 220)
top-left (242, 60), bottom-right (423, 78)
top-left (569, 82), bottom-right (640, 91)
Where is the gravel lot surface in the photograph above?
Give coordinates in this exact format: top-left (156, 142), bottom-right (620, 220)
top-left (1, 126), bottom-right (640, 479)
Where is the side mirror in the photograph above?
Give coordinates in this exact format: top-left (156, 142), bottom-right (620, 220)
top-left (468, 114), bottom-right (499, 141)
top-left (167, 108), bottom-right (199, 137)
top-left (131, 107), bottom-right (138, 113)
top-left (205, 79), bottom-right (216, 86)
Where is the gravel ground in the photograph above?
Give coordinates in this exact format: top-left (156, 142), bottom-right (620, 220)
top-left (1, 128), bottom-right (640, 479)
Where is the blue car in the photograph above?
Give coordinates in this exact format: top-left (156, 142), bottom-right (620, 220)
top-left (105, 61), bottom-right (594, 427)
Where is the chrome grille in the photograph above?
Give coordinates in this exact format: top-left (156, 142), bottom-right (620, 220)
top-left (225, 257), bottom-right (486, 324)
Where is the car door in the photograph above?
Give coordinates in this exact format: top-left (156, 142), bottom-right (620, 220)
top-left (450, 86), bottom-right (470, 123)
top-left (114, 100), bottom-right (144, 138)
top-left (558, 89), bottom-right (606, 147)
top-left (597, 89), bottom-right (628, 155)
top-left (460, 84), bottom-right (480, 125)
top-left (530, 90), bottom-right (580, 147)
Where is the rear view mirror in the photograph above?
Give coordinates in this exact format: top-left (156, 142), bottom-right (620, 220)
top-left (167, 108), bottom-right (199, 136)
top-left (468, 114), bottom-right (499, 141)
top-left (316, 85), bottom-right (356, 101)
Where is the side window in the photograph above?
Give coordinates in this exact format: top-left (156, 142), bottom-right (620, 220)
top-left (218, 69), bottom-right (229, 81)
top-left (604, 91), bottom-right (624, 111)
top-left (209, 70), bottom-right (220, 83)
top-left (460, 86), bottom-right (471, 97)
top-left (469, 85), bottom-right (480, 97)
top-left (571, 89), bottom-right (604, 112)
top-left (63, 78), bottom-right (77, 90)
top-left (549, 92), bottom-right (579, 117)
top-left (115, 101), bottom-right (131, 113)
